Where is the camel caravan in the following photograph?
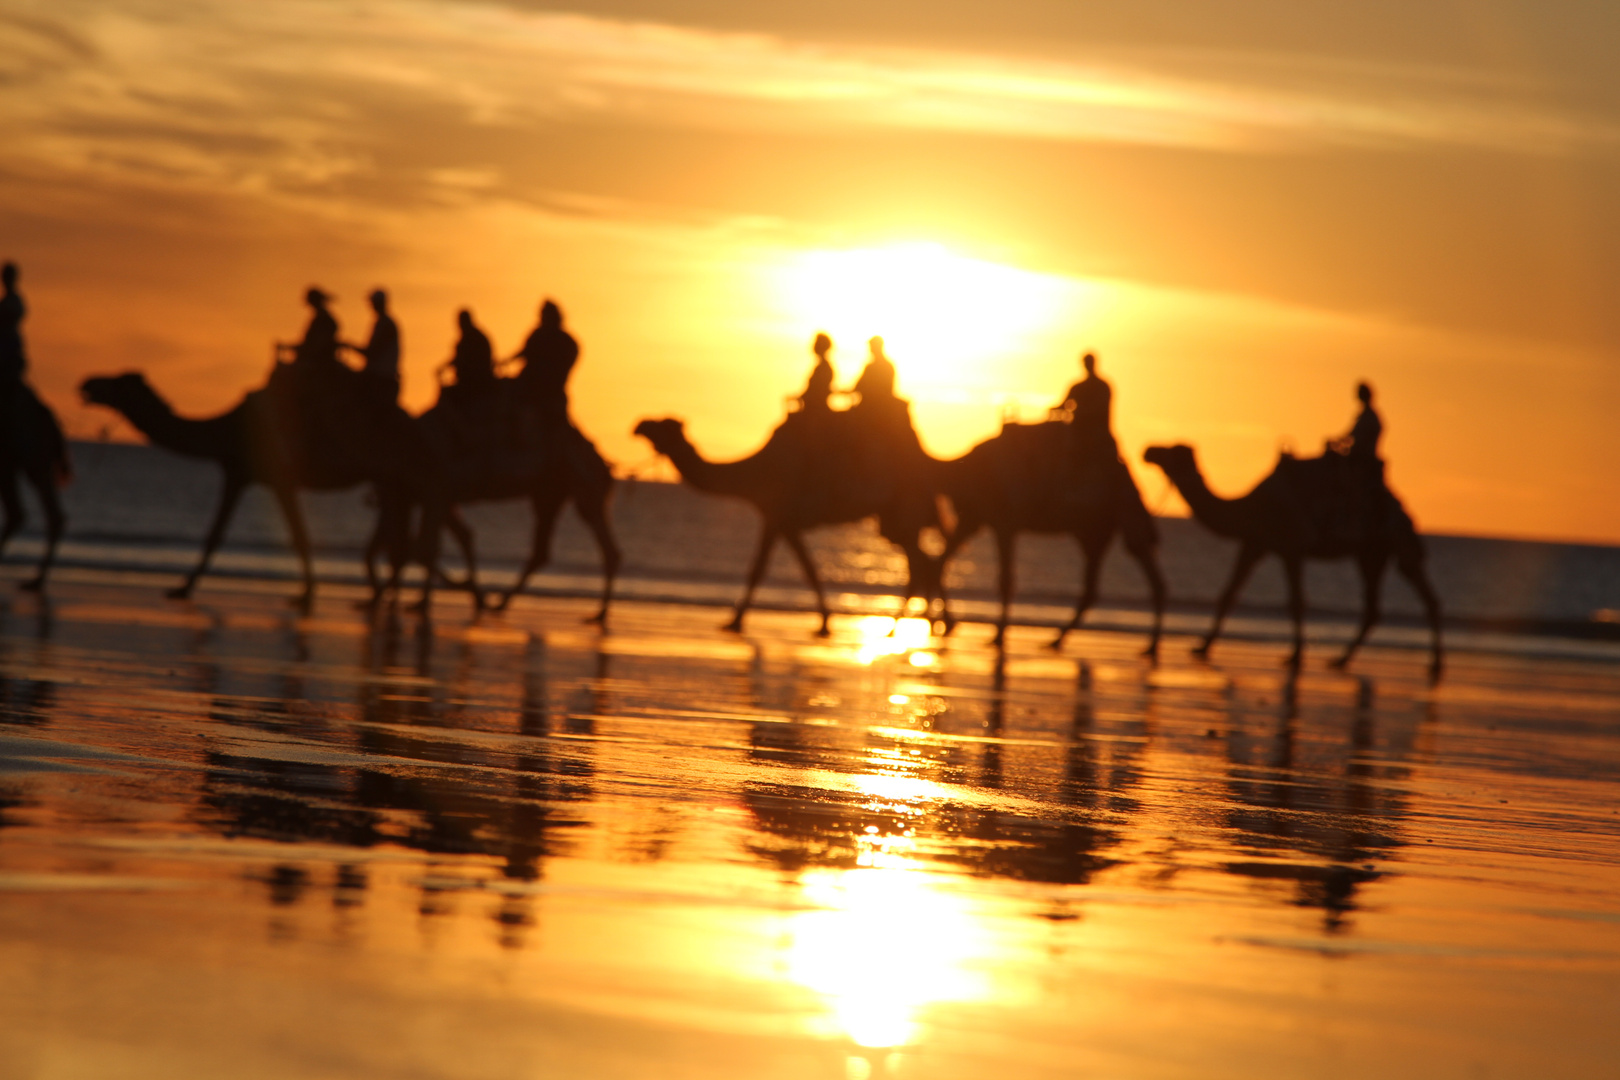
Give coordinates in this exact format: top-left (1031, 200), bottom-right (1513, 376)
top-left (0, 264), bottom-right (1440, 675)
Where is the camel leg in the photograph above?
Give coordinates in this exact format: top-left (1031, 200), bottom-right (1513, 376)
top-left (1197, 543), bottom-right (1264, 659)
top-left (725, 523), bottom-right (778, 634)
top-left (442, 507), bottom-right (484, 611)
top-left (784, 530), bottom-right (831, 636)
top-left (992, 527), bottom-right (1017, 648)
top-left (19, 463), bottom-right (64, 592)
top-left (171, 472), bottom-right (247, 601)
top-left (576, 489), bottom-right (621, 627)
top-left (495, 487), bottom-right (567, 613)
top-left (1396, 544), bottom-right (1445, 681)
top-left (1128, 540), bottom-right (1168, 661)
top-left (1051, 533), bottom-right (1109, 651)
top-left (271, 483), bottom-right (317, 615)
top-left (0, 468), bottom-right (24, 567)
top-left (1282, 554), bottom-right (1306, 669)
top-left (932, 519), bottom-right (983, 637)
top-left (365, 492), bottom-right (413, 611)
top-left (411, 501), bottom-right (448, 615)
top-left (1333, 551), bottom-right (1388, 670)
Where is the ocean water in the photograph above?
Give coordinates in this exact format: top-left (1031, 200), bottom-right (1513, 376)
top-left (7, 440), bottom-right (1620, 648)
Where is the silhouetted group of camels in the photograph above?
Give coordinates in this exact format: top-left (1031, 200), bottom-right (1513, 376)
top-left (0, 337), bottom-right (1443, 677)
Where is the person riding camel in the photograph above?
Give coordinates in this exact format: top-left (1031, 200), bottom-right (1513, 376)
top-left (798, 332), bottom-right (835, 418)
top-left (0, 262), bottom-right (27, 392)
top-left (510, 298), bottom-right (578, 425)
top-left (848, 336), bottom-right (927, 493)
top-left (0, 261), bottom-right (67, 476)
top-left (345, 288), bottom-right (400, 404)
top-left (1058, 351), bottom-right (1118, 459)
top-left (1330, 381), bottom-right (1383, 462)
top-left (280, 287), bottom-right (342, 373)
top-left (1314, 380), bottom-right (1387, 544)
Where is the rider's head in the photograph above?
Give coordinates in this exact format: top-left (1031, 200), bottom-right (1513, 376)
top-left (368, 288), bottom-right (388, 313)
top-left (457, 308), bottom-right (474, 331)
top-left (540, 299), bottom-right (562, 328)
top-left (1, 262), bottom-right (16, 291)
top-left (813, 332), bottom-right (832, 359)
top-left (868, 335), bottom-right (886, 360)
top-left (305, 286), bottom-right (330, 310)
top-left (1082, 351), bottom-right (1097, 375)
top-left (1357, 381), bottom-right (1374, 405)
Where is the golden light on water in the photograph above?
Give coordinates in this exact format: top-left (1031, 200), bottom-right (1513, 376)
top-left (855, 616), bottom-right (936, 665)
top-left (777, 243), bottom-right (1073, 394)
top-left (787, 859), bottom-right (991, 1049)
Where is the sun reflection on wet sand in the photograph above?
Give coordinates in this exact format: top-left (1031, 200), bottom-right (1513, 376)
top-left (855, 615), bottom-right (935, 665)
top-left (787, 857), bottom-right (991, 1049)
top-left (0, 581), bottom-right (1618, 1078)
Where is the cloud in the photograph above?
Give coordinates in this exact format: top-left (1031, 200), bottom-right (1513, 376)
top-left (0, 0), bottom-right (1612, 208)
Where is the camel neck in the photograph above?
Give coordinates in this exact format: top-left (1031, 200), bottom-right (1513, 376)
top-left (115, 388), bottom-right (237, 461)
top-left (659, 435), bottom-right (764, 498)
top-left (1164, 460), bottom-right (1246, 537)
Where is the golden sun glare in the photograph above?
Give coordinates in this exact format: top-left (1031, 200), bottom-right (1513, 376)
top-left (777, 242), bottom-right (1074, 397)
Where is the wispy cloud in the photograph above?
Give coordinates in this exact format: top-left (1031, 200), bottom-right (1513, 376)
top-left (0, 0), bottom-right (1613, 205)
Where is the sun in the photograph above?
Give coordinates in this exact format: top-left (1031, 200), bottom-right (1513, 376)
top-left (776, 242), bottom-right (1073, 397)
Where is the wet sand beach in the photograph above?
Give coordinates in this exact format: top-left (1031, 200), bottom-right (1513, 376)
top-left (0, 573), bottom-right (1617, 1079)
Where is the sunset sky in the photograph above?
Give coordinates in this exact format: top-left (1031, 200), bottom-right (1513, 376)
top-left (5, 0), bottom-right (1620, 542)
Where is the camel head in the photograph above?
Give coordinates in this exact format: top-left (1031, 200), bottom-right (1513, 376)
top-left (1143, 443), bottom-right (1198, 477)
top-left (633, 417), bottom-right (688, 457)
top-left (80, 372), bottom-right (157, 412)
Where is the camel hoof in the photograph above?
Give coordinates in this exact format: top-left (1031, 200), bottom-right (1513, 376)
top-left (18, 577), bottom-right (43, 594)
top-left (1191, 644), bottom-right (1212, 660)
top-left (815, 625), bottom-right (831, 639)
top-left (583, 612), bottom-right (607, 627)
top-left (1283, 654), bottom-right (1302, 670)
top-left (1141, 642), bottom-right (1160, 661)
top-left (1329, 654), bottom-right (1351, 671)
top-left (491, 593), bottom-right (514, 613)
top-left (1046, 631), bottom-right (1068, 652)
top-left (1427, 659), bottom-right (1444, 685)
top-left (721, 617), bottom-right (745, 634)
top-left (166, 586), bottom-right (193, 601)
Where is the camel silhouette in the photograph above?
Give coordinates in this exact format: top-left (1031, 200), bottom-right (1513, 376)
top-left (1143, 444), bottom-right (1442, 677)
top-left (633, 417), bottom-right (941, 635)
top-left (80, 372), bottom-right (420, 611)
top-left (369, 415), bottom-right (620, 622)
top-left (933, 422), bottom-right (1166, 654)
top-left (81, 372), bottom-right (619, 621)
top-left (0, 385), bottom-right (71, 591)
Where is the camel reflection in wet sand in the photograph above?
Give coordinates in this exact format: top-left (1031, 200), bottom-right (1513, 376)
top-left (0, 584), bottom-right (1615, 1076)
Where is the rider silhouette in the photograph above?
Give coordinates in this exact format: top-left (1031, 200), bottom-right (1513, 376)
top-left (348, 288), bottom-right (400, 402)
top-left (799, 332), bottom-right (834, 417)
top-left (448, 309), bottom-right (496, 393)
top-left (1060, 352), bottom-right (1112, 435)
top-left (283, 287), bottom-right (342, 373)
top-left (1331, 381), bottom-right (1382, 461)
top-left (0, 262), bottom-right (27, 392)
top-left (510, 299), bottom-right (577, 423)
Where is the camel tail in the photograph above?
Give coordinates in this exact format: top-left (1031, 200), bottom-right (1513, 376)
top-left (565, 425), bottom-right (614, 490)
top-left (1120, 467), bottom-right (1158, 551)
top-left (20, 385), bottom-right (73, 486)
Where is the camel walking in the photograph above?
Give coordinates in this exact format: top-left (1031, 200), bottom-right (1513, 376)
top-left (932, 422), bottom-right (1166, 654)
top-left (370, 417), bottom-right (620, 622)
top-left (633, 417), bottom-right (941, 636)
top-left (1143, 444), bottom-right (1443, 677)
top-left (0, 385), bottom-right (71, 591)
top-left (80, 372), bottom-right (419, 612)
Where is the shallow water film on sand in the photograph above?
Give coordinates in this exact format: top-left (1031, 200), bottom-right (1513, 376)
top-left (0, 577), bottom-right (1616, 1079)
